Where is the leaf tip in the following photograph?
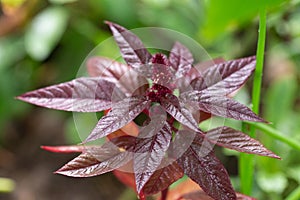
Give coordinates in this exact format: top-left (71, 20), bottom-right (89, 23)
top-left (104, 20), bottom-right (112, 26)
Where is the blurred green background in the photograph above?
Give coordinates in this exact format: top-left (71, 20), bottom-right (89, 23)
top-left (0, 0), bottom-right (299, 199)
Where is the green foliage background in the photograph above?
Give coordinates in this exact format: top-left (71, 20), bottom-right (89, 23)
top-left (0, 0), bottom-right (299, 199)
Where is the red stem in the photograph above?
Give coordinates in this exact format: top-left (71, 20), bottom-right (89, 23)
top-left (161, 187), bottom-right (169, 200)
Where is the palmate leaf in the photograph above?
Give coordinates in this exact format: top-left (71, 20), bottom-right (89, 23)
top-left (205, 126), bottom-right (280, 159)
top-left (105, 21), bottom-right (152, 71)
top-left (175, 130), bottom-right (236, 200)
top-left (87, 56), bottom-right (148, 96)
top-left (17, 77), bottom-right (125, 112)
top-left (181, 91), bottom-right (265, 122)
top-left (161, 93), bottom-right (199, 132)
top-left (134, 121), bottom-right (172, 194)
top-left (56, 136), bottom-right (136, 177)
top-left (142, 160), bottom-right (184, 195)
top-left (169, 42), bottom-right (193, 78)
top-left (85, 97), bottom-right (150, 142)
top-left (190, 56), bottom-right (256, 96)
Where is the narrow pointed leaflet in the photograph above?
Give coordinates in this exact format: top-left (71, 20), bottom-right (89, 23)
top-left (169, 42), bottom-right (193, 78)
top-left (85, 97), bottom-right (150, 142)
top-left (175, 130), bottom-right (237, 200)
top-left (87, 56), bottom-right (148, 96)
top-left (56, 136), bottom-right (136, 177)
top-left (190, 56), bottom-right (256, 95)
top-left (105, 21), bottom-right (152, 71)
top-left (161, 93), bottom-right (199, 132)
top-left (134, 121), bottom-right (172, 194)
top-left (181, 91), bottom-right (265, 122)
top-left (205, 126), bottom-right (280, 159)
top-left (142, 160), bottom-right (184, 195)
top-left (17, 77), bottom-right (123, 112)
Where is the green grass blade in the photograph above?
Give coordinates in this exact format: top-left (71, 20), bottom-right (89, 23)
top-left (285, 186), bottom-right (300, 200)
top-left (239, 7), bottom-right (267, 195)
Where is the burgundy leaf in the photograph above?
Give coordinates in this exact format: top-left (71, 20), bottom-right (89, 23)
top-left (87, 56), bottom-right (148, 96)
top-left (175, 57), bottom-right (225, 94)
top-left (175, 130), bottom-right (237, 200)
top-left (134, 121), bottom-right (172, 193)
top-left (190, 56), bottom-right (256, 95)
top-left (205, 127), bottom-right (280, 159)
top-left (161, 93), bottom-right (199, 132)
top-left (142, 160), bottom-right (184, 195)
top-left (17, 77), bottom-right (124, 112)
top-left (105, 21), bottom-right (152, 71)
top-left (151, 53), bottom-right (175, 87)
top-left (182, 92), bottom-right (265, 122)
top-left (85, 97), bottom-right (150, 142)
top-left (193, 57), bottom-right (226, 75)
top-left (169, 42), bottom-right (193, 78)
top-left (56, 136), bottom-right (136, 177)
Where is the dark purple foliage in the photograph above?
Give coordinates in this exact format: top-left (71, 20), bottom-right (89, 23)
top-left (17, 21), bottom-right (280, 200)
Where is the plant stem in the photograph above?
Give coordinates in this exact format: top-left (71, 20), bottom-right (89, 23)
top-left (161, 188), bottom-right (169, 200)
top-left (285, 186), bottom-right (300, 200)
top-left (239, 7), bottom-right (267, 195)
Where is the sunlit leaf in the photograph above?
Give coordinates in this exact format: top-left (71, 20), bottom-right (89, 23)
top-left (85, 97), bottom-right (150, 142)
top-left (169, 42), bottom-right (193, 78)
top-left (205, 127), bottom-right (280, 158)
top-left (17, 77), bottom-right (124, 112)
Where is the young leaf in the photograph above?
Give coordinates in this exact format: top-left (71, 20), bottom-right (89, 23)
top-left (105, 21), bottom-right (152, 71)
top-left (17, 77), bottom-right (123, 112)
top-left (151, 53), bottom-right (175, 87)
top-left (181, 92), bottom-right (265, 122)
top-left (161, 93), bottom-right (199, 132)
top-left (56, 136), bottom-right (136, 177)
top-left (176, 130), bottom-right (237, 200)
top-left (190, 56), bottom-right (256, 95)
top-left (169, 42), bottom-right (193, 78)
top-left (205, 126), bottom-right (280, 159)
top-left (87, 56), bottom-right (148, 96)
top-left (142, 160), bottom-right (184, 195)
top-left (134, 121), bottom-right (172, 194)
top-left (85, 97), bottom-right (150, 142)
